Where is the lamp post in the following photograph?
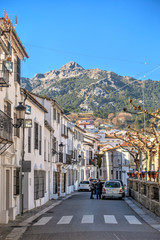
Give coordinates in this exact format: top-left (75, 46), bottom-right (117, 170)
top-left (13, 102), bottom-right (26, 215)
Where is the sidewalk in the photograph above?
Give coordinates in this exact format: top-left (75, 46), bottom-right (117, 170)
top-left (125, 197), bottom-right (160, 232)
top-left (0, 193), bottom-right (75, 240)
top-left (1, 194), bottom-right (160, 240)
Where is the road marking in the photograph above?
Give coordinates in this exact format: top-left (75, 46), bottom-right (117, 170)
top-left (124, 215), bottom-right (142, 224)
top-left (104, 215), bottom-right (118, 224)
top-left (57, 216), bottom-right (73, 224)
top-left (33, 217), bottom-right (52, 226)
top-left (81, 215), bottom-right (94, 223)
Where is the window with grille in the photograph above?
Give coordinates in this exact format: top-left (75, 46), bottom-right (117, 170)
top-left (34, 170), bottom-right (46, 200)
top-left (34, 122), bottom-right (38, 149)
top-left (13, 169), bottom-right (20, 195)
top-left (28, 128), bottom-right (31, 153)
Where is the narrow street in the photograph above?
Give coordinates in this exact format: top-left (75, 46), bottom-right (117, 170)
top-left (19, 192), bottom-right (160, 240)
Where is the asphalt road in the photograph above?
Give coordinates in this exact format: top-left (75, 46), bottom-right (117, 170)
top-left (20, 192), bottom-right (160, 240)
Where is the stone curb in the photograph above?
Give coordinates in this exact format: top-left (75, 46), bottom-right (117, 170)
top-left (125, 197), bottom-right (160, 232)
top-left (3, 193), bottom-right (77, 240)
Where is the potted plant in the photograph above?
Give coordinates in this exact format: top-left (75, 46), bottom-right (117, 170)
top-left (152, 171), bottom-right (158, 180)
top-left (134, 171), bottom-right (139, 178)
top-left (142, 171), bottom-right (147, 178)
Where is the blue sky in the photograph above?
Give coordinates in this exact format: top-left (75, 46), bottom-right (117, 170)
top-left (1, 0), bottom-right (160, 80)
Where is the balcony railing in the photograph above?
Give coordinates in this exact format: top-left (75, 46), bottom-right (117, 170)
top-left (0, 110), bottom-right (13, 154)
top-left (66, 153), bottom-right (72, 164)
top-left (0, 110), bottom-right (13, 142)
top-left (0, 62), bottom-right (9, 87)
top-left (89, 159), bottom-right (96, 166)
top-left (59, 152), bottom-right (63, 163)
top-left (61, 124), bottom-right (68, 139)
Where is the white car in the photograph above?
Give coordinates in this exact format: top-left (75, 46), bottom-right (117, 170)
top-left (78, 180), bottom-right (90, 191)
top-left (102, 180), bottom-right (123, 199)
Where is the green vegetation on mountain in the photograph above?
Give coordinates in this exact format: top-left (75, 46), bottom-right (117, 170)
top-left (21, 62), bottom-right (160, 125)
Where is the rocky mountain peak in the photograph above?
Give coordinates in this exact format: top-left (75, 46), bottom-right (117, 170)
top-left (58, 61), bottom-right (84, 71)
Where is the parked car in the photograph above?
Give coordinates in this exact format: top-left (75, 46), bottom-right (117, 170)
top-left (111, 179), bottom-right (125, 198)
top-left (78, 180), bottom-right (90, 191)
top-left (102, 180), bottom-right (123, 199)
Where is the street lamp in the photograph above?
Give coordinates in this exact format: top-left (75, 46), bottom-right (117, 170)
top-left (12, 102), bottom-right (26, 215)
top-left (59, 142), bottom-right (64, 153)
top-left (13, 102), bottom-right (26, 128)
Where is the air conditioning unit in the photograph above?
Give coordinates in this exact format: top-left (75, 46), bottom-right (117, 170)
top-left (4, 61), bottom-right (13, 72)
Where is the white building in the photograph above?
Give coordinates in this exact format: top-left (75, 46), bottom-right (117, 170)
top-left (0, 17), bottom-right (28, 223)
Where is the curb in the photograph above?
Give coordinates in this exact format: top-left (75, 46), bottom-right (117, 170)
top-left (125, 197), bottom-right (160, 232)
top-left (3, 193), bottom-right (77, 240)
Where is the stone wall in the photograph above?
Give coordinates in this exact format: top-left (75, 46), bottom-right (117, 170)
top-left (127, 178), bottom-right (160, 216)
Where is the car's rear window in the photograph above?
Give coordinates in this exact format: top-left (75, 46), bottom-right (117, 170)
top-left (105, 181), bottom-right (121, 188)
top-left (80, 181), bottom-right (89, 184)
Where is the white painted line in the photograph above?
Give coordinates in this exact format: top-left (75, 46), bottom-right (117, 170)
top-left (104, 215), bottom-right (118, 224)
top-left (81, 215), bottom-right (94, 224)
top-left (57, 216), bottom-right (73, 224)
top-left (33, 216), bottom-right (52, 226)
top-left (125, 215), bottom-right (142, 224)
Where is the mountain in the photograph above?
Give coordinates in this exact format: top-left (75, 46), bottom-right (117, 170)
top-left (21, 61), bottom-right (160, 116)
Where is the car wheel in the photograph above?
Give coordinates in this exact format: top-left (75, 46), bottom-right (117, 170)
top-left (102, 196), bottom-right (105, 200)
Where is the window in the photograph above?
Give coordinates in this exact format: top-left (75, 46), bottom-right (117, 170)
top-left (74, 130), bottom-right (77, 139)
top-left (13, 169), bottom-right (20, 195)
top-left (39, 126), bottom-right (42, 155)
top-left (4, 101), bottom-right (11, 117)
top-left (34, 170), bottom-right (46, 200)
top-left (53, 108), bottom-right (56, 120)
top-left (28, 128), bottom-right (31, 153)
top-left (14, 56), bottom-right (21, 84)
top-left (48, 142), bottom-right (50, 161)
top-left (34, 122), bottom-right (38, 149)
top-left (44, 139), bottom-right (46, 161)
top-left (57, 113), bottom-right (60, 123)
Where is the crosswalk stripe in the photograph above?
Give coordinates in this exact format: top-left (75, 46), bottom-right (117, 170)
top-left (57, 216), bottom-right (73, 224)
top-left (104, 215), bottom-right (118, 224)
top-left (81, 215), bottom-right (94, 223)
top-left (33, 217), bottom-right (52, 226)
top-left (124, 215), bottom-right (142, 224)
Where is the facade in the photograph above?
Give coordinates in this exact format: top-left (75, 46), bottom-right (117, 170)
top-left (100, 143), bottom-right (135, 185)
top-left (0, 17), bottom-right (28, 223)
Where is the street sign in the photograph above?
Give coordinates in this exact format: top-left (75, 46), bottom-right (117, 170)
top-left (24, 119), bottom-right (32, 128)
top-left (22, 161), bottom-right (31, 172)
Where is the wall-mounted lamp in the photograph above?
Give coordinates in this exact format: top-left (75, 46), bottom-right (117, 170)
top-left (13, 102), bottom-right (26, 128)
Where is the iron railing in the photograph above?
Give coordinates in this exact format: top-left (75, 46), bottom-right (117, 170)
top-left (59, 152), bottom-right (63, 163)
top-left (0, 62), bottom-right (9, 87)
top-left (0, 110), bottom-right (13, 142)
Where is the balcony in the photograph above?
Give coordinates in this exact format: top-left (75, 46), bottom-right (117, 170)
top-left (0, 62), bottom-right (9, 87)
top-left (0, 110), bottom-right (13, 154)
top-left (59, 152), bottom-right (63, 163)
top-left (61, 124), bottom-right (68, 139)
top-left (66, 153), bottom-right (72, 164)
top-left (89, 159), bottom-right (96, 166)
